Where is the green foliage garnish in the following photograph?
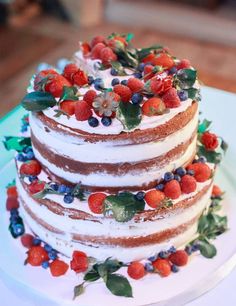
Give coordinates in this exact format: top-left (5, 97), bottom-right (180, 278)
top-left (116, 101), bottom-right (142, 130)
top-left (3, 136), bottom-right (31, 152)
top-left (21, 91), bottom-right (57, 111)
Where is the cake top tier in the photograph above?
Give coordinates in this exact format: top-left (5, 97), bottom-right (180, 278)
top-left (21, 33), bottom-right (201, 135)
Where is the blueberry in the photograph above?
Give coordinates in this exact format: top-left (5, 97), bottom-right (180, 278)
top-left (94, 78), bottom-right (104, 90)
top-left (191, 243), bottom-right (200, 252)
top-left (148, 254), bottom-right (158, 262)
top-left (198, 156), bottom-right (207, 163)
top-left (44, 244), bottom-right (52, 252)
top-left (137, 63), bottom-right (145, 72)
top-left (168, 66), bottom-right (178, 75)
top-left (174, 174), bottom-right (181, 182)
top-left (156, 183), bottom-right (164, 191)
top-left (176, 167), bottom-right (186, 177)
top-left (101, 116), bottom-right (112, 127)
top-left (58, 184), bottom-right (67, 193)
top-left (23, 146), bottom-right (32, 154)
top-left (164, 172), bottom-right (174, 182)
top-left (10, 215), bottom-right (20, 224)
top-left (33, 237), bottom-right (41, 246)
top-left (88, 116), bottom-right (99, 127)
top-left (185, 245), bottom-right (193, 255)
top-left (178, 90), bottom-right (188, 101)
top-left (187, 169), bottom-right (195, 176)
top-left (29, 175), bottom-right (38, 183)
top-left (145, 262), bottom-right (154, 272)
top-left (26, 151), bottom-right (34, 160)
top-left (42, 261), bottom-right (49, 269)
top-left (121, 80), bottom-right (128, 86)
top-left (88, 76), bottom-right (94, 85)
top-left (21, 125), bottom-right (28, 133)
top-left (171, 264), bottom-right (179, 273)
top-left (131, 93), bottom-right (143, 104)
top-left (64, 194), bottom-right (74, 204)
top-left (168, 246), bottom-right (176, 254)
top-left (16, 153), bottom-right (26, 162)
top-left (10, 209), bottom-right (19, 217)
top-left (48, 250), bottom-right (57, 260)
top-left (192, 158), bottom-right (198, 164)
top-left (65, 186), bottom-right (73, 194)
top-left (158, 251), bottom-right (168, 259)
top-left (12, 223), bottom-right (25, 236)
top-left (50, 183), bottom-right (59, 191)
top-left (110, 68), bottom-right (118, 76)
top-left (111, 78), bottom-right (120, 86)
top-left (135, 191), bottom-right (145, 201)
top-left (133, 72), bottom-right (142, 79)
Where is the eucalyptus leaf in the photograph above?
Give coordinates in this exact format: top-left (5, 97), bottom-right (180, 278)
top-left (21, 91), bottom-right (57, 111)
top-left (116, 102), bottom-right (142, 130)
top-left (106, 274), bottom-right (133, 298)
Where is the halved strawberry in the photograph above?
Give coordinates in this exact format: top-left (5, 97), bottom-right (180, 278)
top-left (60, 100), bottom-right (76, 116)
top-left (50, 259), bottom-right (69, 277)
top-left (142, 97), bottom-right (166, 116)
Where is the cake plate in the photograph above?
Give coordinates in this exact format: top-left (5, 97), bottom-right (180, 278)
top-left (0, 86), bottom-right (236, 306)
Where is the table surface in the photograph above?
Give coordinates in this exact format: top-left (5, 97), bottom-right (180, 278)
top-left (0, 86), bottom-right (236, 306)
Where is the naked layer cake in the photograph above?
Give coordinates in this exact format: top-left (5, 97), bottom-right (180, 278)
top-left (4, 33), bottom-right (227, 299)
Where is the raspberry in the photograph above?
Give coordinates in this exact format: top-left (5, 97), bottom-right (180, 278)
top-left (177, 59), bottom-right (191, 70)
top-left (100, 47), bottom-right (117, 65)
top-left (88, 192), bottom-right (106, 214)
top-left (20, 160), bottom-right (42, 176)
top-left (145, 190), bottom-right (165, 209)
top-left (6, 197), bottom-right (19, 211)
top-left (21, 234), bottom-right (34, 248)
top-left (162, 88), bottom-right (181, 108)
top-left (113, 84), bottom-right (132, 102)
top-left (127, 78), bottom-right (144, 93)
top-left (152, 258), bottom-right (171, 277)
top-left (73, 69), bottom-right (88, 86)
top-left (169, 250), bottom-right (188, 266)
top-left (180, 175), bottom-right (197, 194)
top-left (127, 261), bottom-right (145, 280)
top-left (164, 180), bottom-right (181, 199)
top-left (75, 100), bottom-right (92, 121)
top-left (91, 35), bottom-right (106, 48)
top-left (50, 259), bottom-right (69, 277)
top-left (28, 180), bottom-right (45, 195)
top-left (142, 97), bottom-right (166, 116)
top-left (152, 53), bottom-right (175, 69)
top-left (60, 100), bottom-right (76, 116)
top-left (7, 185), bottom-right (18, 198)
top-left (63, 63), bottom-right (78, 82)
top-left (27, 246), bottom-right (49, 266)
top-left (150, 76), bottom-right (172, 95)
top-left (201, 132), bottom-right (218, 151)
top-left (34, 69), bottom-right (59, 91)
top-left (83, 90), bottom-right (97, 107)
top-left (70, 250), bottom-right (88, 273)
top-left (91, 42), bottom-right (106, 59)
top-left (187, 163), bottom-right (211, 182)
top-left (212, 185), bottom-right (222, 197)
top-left (45, 75), bottom-right (72, 98)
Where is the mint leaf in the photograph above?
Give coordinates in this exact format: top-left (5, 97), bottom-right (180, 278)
top-left (3, 136), bottom-right (31, 152)
top-left (116, 102), bottom-right (142, 130)
top-left (198, 240), bottom-right (217, 258)
top-left (106, 274), bottom-right (133, 298)
top-left (21, 91), bottom-right (57, 111)
top-left (73, 283), bottom-right (85, 300)
top-left (60, 86), bottom-right (78, 101)
top-left (198, 119), bottom-right (212, 133)
top-left (177, 69), bottom-right (197, 89)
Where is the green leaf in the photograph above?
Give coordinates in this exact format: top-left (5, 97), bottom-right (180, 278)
top-left (221, 139), bottom-right (228, 153)
top-left (186, 88), bottom-right (201, 101)
top-left (177, 69), bottom-right (197, 89)
top-left (116, 48), bottom-right (138, 68)
top-left (21, 91), bottom-right (57, 111)
top-left (126, 33), bottom-right (134, 42)
top-left (137, 45), bottom-right (163, 61)
top-left (198, 119), bottom-right (212, 133)
top-left (6, 179), bottom-right (16, 188)
top-left (106, 274), bottom-right (133, 298)
top-left (60, 86), bottom-right (78, 101)
top-left (103, 258), bottom-right (123, 273)
top-left (72, 183), bottom-right (85, 201)
top-left (197, 240), bottom-right (217, 258)
top-left (116, 102), bottom-right (142, 130)
top-left (53, 109), bottom-right (70, 119)
top-left (110, 61), bottom-right (128, 76)
top-left (104, 192), bottom-right (145, 222)
top-left (3, 136), bottom-right (31, 152)
top-left (83, 269), bottom-right (100, 282)
top-left (73, 283), bottom-right (85, 300)
top-left (197, 145), bottom-right (222, 164)
top-left (198, 215), bottom-right (209, 235)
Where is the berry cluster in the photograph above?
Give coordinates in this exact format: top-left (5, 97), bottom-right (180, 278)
top-left (20, 114), bottom-right (29, 133)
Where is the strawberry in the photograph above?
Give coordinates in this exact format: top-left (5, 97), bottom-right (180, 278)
top-left (142, 53), bottom-right (156, 64)
top-left (144, 64), bottom-right (155, 82)
top-left (169, 250), bottom-right (188, 266)
top-left (164, 180), bottom-right (181, 199)
top-left (91, 42), bottom-right (106, 59)
top-left (7, 185), bottom-right (18, 198)
top-left (127, 261), bottom-right (146, 280)
top-left (27, 246), bottom-right (49, 266)
top-left (21, 234), bottom-right (34, 248)
top-left (113, 35), bottom-right (127, 46)
top-left (152, 53), bottom-right (174, 69)
top-left (187, 163), bottom-right (211, 183)
top-left (142, 97), bottom-right (166, 116)
top-left (91, 35), bottom-right (106, 48)
top-left (83, 90), bottom-right (97, 107)
top-left (201, 132), bottom-right (218, 151)
top-left (150, 76), bottom-right (172, 95)
top-left (6, 197), bottom-right (19, 211)
top-left (127, 78), bottom-right (144, 93)
top-left (177, 59), bottom-right (191, 70)
top-left (145, 190), bottom-right (165, 209)
top-left (81, 42), bottom-right (91, 56)
top-left (75, 100), bottom-right (92, 121)
top-left (34, 69), bottom-right (59, 91)
top-left (63, 63), bottom-right (78, 82)
top-left (162, 88), bottom-right (181, 108)
top-left (60, 100), bottom-right (76, 116)
top-left (50, 259), bottom-right (69, 277)
top-left (73, 69), bottom-right (88, 86)
top-left (113, 84), bottom-right (132, 102)
top-left (70, 250), bottom-right (88, 273)
top-left (180, 175), bottom-right (197, 194)
top-left (212, 185), bottom-right (222, 197)
top-left (100, 47), bottom-right (117, 65)
top-left (88, 192), bottom-right (106, 214)
top-left (152, 258), bottom-right (171, 277)
top-left (20, 160), bottom-right (41, 176)
top-left (45, 75), bottom-right (72, 98)
top-left (28, 180), bottom-right (45, 195)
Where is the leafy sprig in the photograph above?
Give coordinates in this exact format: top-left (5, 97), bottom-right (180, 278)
top-left (116, 101), bottom-right (142, 130)
top-left (3, 136), bottom-right (31, 152)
